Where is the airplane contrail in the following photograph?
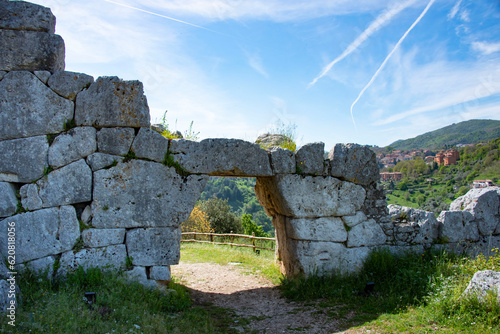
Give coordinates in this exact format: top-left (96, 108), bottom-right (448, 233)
top-left (309, 0), bottom-right (417, 88)
top-left (349, 0), bottom-right (436, 128)
top-left (103, 0), bottom-right (214, 32)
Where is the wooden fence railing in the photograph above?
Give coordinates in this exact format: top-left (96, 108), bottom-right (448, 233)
top-left (181, 232), bottom-right (275, 252)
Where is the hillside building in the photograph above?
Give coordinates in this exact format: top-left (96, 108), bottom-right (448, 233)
top-left (434, 149), bottom-right (459, 166)
top-left (473, 180), bottom-right (494, 188)
top-left (380, 172), bottom-right (403, 182)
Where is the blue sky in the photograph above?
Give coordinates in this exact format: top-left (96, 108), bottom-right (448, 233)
top-left (31, 0), bottom-right (500, 150)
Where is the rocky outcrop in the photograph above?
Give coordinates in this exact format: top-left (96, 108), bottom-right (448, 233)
top-left (463, 270), bottom-right (500, 302)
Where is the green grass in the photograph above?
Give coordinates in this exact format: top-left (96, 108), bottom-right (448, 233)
top-left (179, 242), bottom-right (282, 284)
top-left (280, 247), bottom-right (500, 333)
top-left (2, 266), bottom-right (240, 334)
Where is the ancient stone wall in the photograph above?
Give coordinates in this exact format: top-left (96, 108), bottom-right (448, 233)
top-left (1, 1), bottom-right (499, 287)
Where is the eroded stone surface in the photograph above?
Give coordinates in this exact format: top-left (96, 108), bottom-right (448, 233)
top-left (0, 182), bottom-right (17, 218)
top-left (48, 127), bottom-right (97, 168)
top-left (463, 270), bottom-right (500, 301)
top-left (0, 206), bottom-right (79, 263)
top-left (75, 76), bottom-right (150, 128)
top-left (0, 30), bottom-right (64, 72)
top-left (286, 217), bottom-right (347, 242)
top-left (268, 147), bottom-right (295, 174)
top-left (256, 174), bottom-right (366, 218)
top-left (48, 71), bottom-right (94, 100)
top-left (92, 160), bottom-right (208, 228)
top-left (19, 183), bottom-right (42, 211)
top-left (450, 187), bottom-right (500, 236)
top-left (36, 159), bottom-right (92, 208)
top-left (126, 227), bottom-right (181, 266)
top-left (97, 127), bottom-right (135, 156)
top-left (170, 138), bottom-right (273, 176)
top-left (0, 71), bottom-right (72, 140)
top-left (82, 228), bottom-right (126, 248)
top-left (0, 0), bottom-right (56, 33)
top-left (295, 142), bottom-right (325, 175)
top-left (0, 135), bottom-right (49, 183)
top-left (347, 219), bottom-right (387, 247)
top-left (86, 153), bottom-right (121, 171)
top-left (329, 143), bottom-right (379, 186)
top-left (439, 211), bottom-right (479, 243)
top-left (59, 245), bottom-right (127, 275)
top-left (131, 127), bottom-right (169, 163)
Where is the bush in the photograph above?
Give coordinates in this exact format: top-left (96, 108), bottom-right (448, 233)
top-left (198, 197), bottom-right (243, 233)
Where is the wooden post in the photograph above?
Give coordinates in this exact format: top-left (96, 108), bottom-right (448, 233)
top-left (252, 232), bottom-right (256, 253)
top-left (230, 231), bottom-right (233, 248)
top-left (210, 233), bottom-right (213, 243)
top-left (193, 231), bottom-right (196, 241)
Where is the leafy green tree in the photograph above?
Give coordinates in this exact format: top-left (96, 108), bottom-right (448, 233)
top-left (241, 214), bottom-right (269, 237)
top-left (198, 197), bottom-right (243, 234)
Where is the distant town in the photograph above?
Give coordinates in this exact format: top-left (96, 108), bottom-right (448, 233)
top-left (377, 145), bottom-right (494, 188)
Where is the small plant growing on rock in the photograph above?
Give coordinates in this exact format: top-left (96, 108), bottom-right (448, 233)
top-left (163, 152), bottom-right (189, 176)
top-left (73, 237), bottom-right (84, 253)
top-left (125, 256), bottom-right (134, 270)
top-left (122, 150), bottom-right (137, 163)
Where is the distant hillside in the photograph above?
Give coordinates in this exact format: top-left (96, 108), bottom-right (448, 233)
top-left (388, 119), bottom-right (500, 150)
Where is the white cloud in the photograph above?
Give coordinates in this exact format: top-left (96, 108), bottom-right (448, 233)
top-left (447, 0), bottom-right (462, 20)
top-left (471, 41), bottom-right (500, 55)
top-left (309, 0), bottom-right (417, 87)
top-left (243, 50), bottom-right (269, 78)
top-left (372, 56), bottom-right (500, 126)
top-left (120, 0), bottom-right (409, 22)
top-left (460, 9), bottom-right (470, 22)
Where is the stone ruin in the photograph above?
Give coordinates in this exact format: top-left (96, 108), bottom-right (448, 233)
top-left (0, 1), bottom-right (499, 288)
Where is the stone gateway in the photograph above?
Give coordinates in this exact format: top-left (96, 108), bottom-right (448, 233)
top-left (1, 1), bottom-right (500, 288)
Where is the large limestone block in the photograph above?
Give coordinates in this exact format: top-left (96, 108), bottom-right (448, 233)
top-left (150, 266), bottom-right (171, 281)
top-left (170, 138), bottom-right (273, 176)
top-left (0, 30), bottom-right (64, 72)
top-left (0, 135), bottom-right (49, 183)
top-left (17, 256), bottom-right (55, 279)
top-left (86, 153), bottom-right (121, 171)
top-left (295, 142), bottom-right (325, 175)
top-left (328, 143), bottom-right (379, 186)
top-left (59, 245), bottom-right (127, 275)
top-left (97, 127), bottom-right (135, 156)
top-left (280, 238), bottom-right (370, 276)
top-left (82, 228), bottom-right (126, 248)
top-left (286, 217), bottom-right (347, 242)
top-left (124, 266), bottom-right (157, 288)
top-left (463, 270), bottom-right (500, 302)
top-left (35, 159), bottom-right (92, 208)
top-left (131, 127), bottom-right (169, 163)
top-left (347, 219), bottom-right (387, 247)
top-left (255, 174), bottom-right (366, 218)
top-left (19, 183), bottom-right (42, 211)
top-left (75, 76), bottom-right (150, 128)
top-left (0, 71), bottom-right (73, 140)
top-left (34, 70), bottom-right (50, 83)
top-left (439, 211), bottom-right (479, 243)
top-left (126, 227), bottom-right (181, 266)
top-left (48, 127), bottom-right (97, 168)
top-left (0, 206), bottom-right (80, 263)
top-left (47, 71), bottom-right (94, 100)
top-left (450, 187), bottom-right (500, 236)
top-left (268, 147), bottom-right (295, 174)
top-left (0, 182), bottom-right (17, 218)
top-left (0, 0), bottom-right (56, 33)
top-left (92, 160), bottom-right (208, 228)
top-left (342, 211), bottom-right (367, 228)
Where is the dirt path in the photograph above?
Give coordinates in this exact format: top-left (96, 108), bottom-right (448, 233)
top-left (171, 262), bottom-right (354, 334)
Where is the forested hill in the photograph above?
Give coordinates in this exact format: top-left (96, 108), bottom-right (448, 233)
top-left (388, 119), bottom-right (500, 150)
top-left (199, 177), bottom-right (273, 234)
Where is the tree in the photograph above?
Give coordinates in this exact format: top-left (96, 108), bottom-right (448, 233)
top-left (241, 214), bottom-right (269, 237)
top-left (198, 197), bottom-right (243, 234)
top-left (182, 206), bottom-right (212, 233)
